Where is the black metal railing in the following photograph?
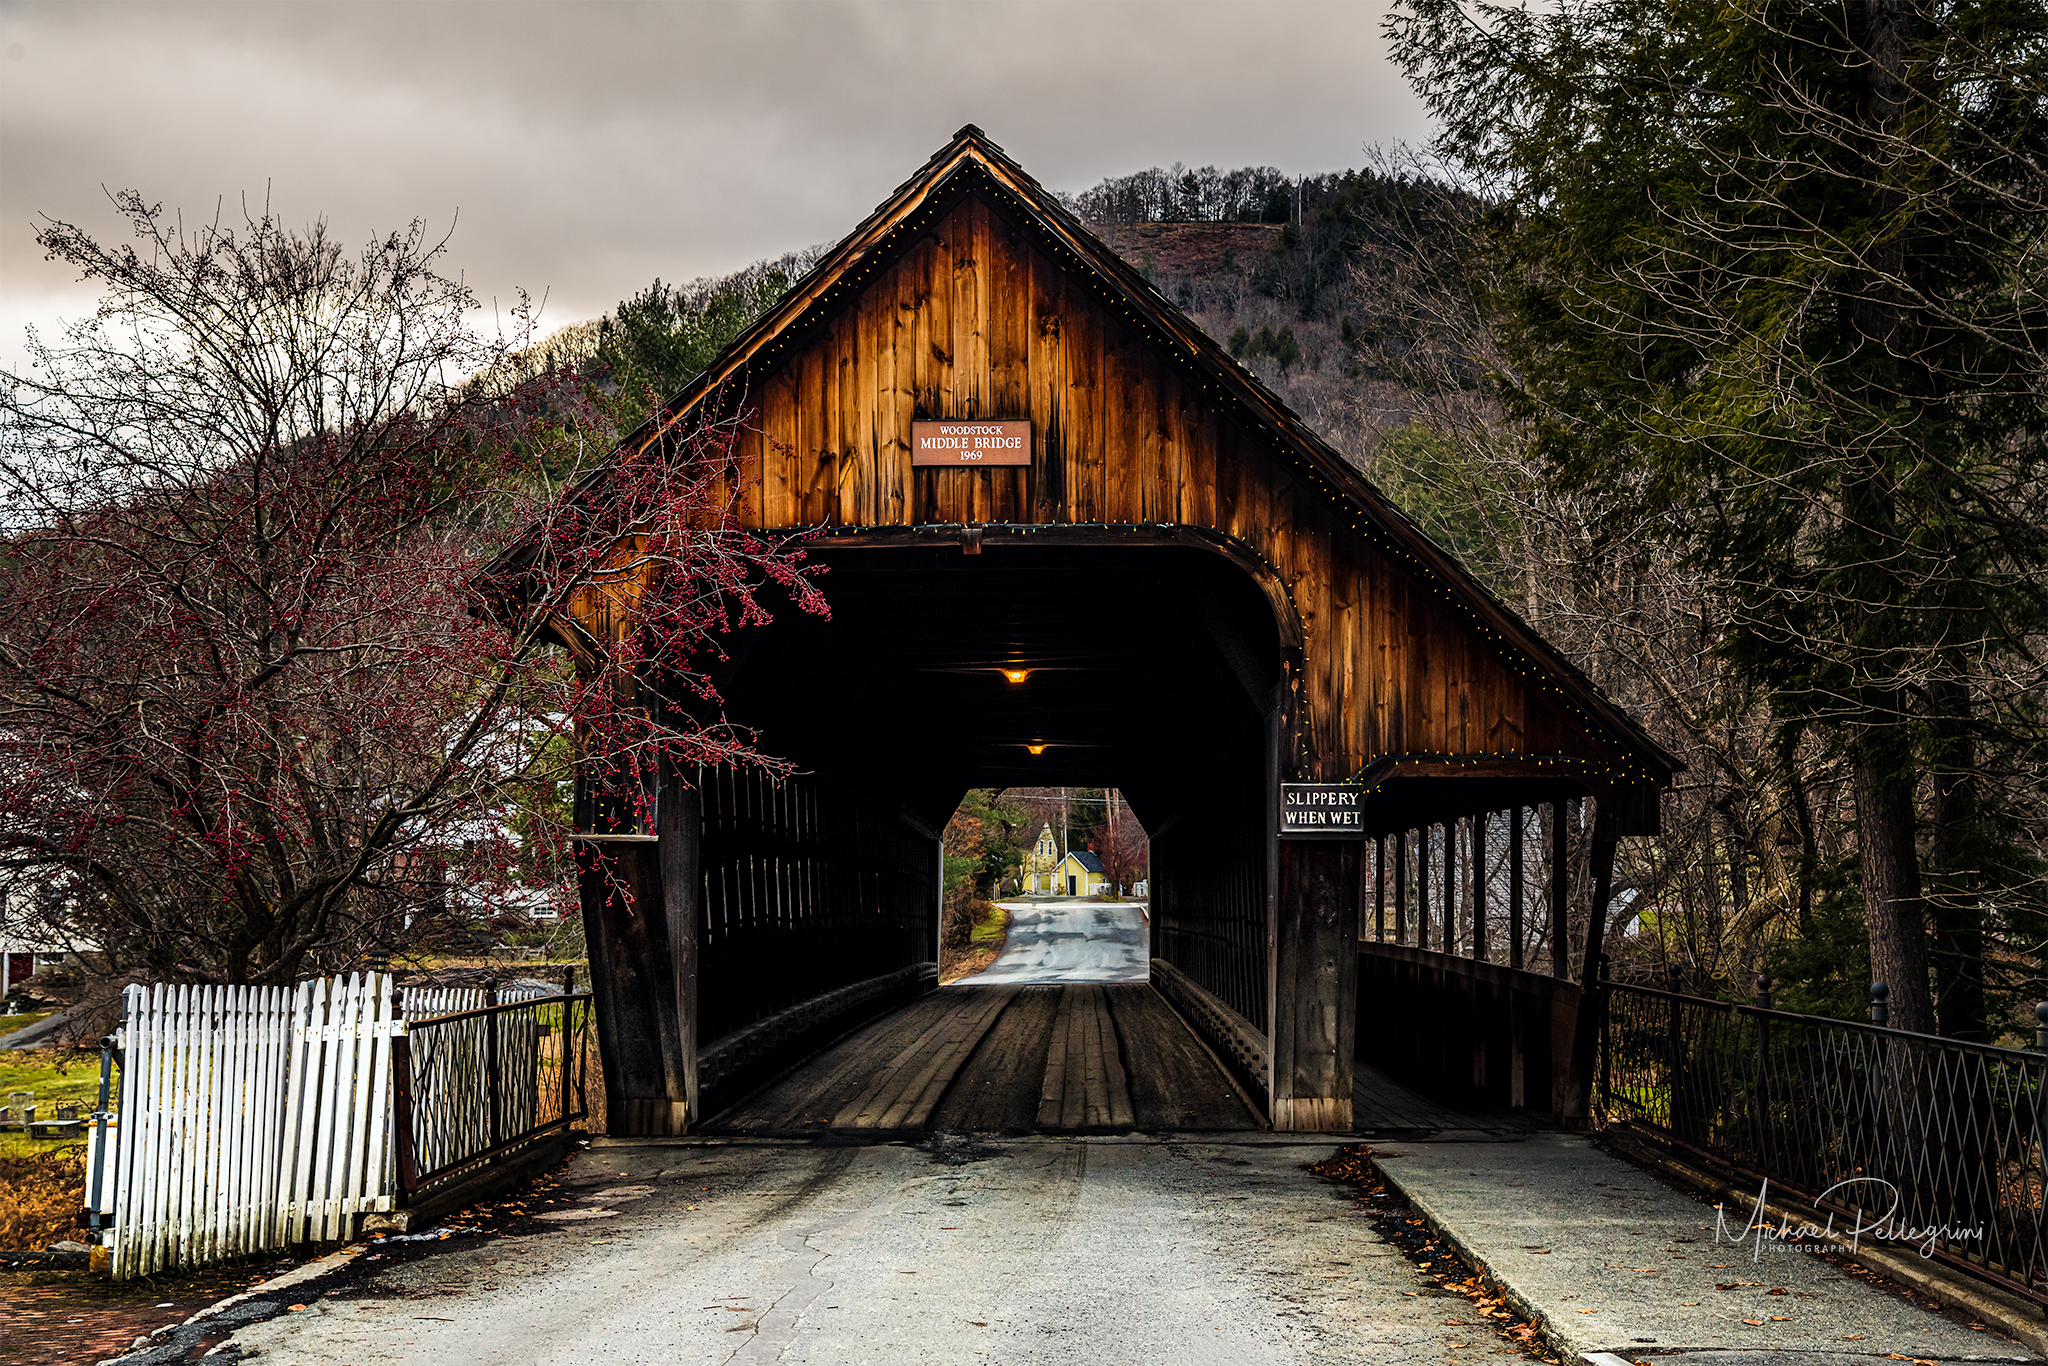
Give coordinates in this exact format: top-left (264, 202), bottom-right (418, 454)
top-left (1600, 981), bottom-right (2047, 1306)
top-left (392, 984), bottom-right (593, 1199)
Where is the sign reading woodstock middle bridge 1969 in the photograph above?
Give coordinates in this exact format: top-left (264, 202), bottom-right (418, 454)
top-left (911, 419), bottom-right (1032, 466)
top-left (1279, 784), bottom-right (1369, 838)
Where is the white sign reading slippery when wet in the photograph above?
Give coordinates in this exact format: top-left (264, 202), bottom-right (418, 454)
top-left (1279, 783), bottom-right (1369, 838)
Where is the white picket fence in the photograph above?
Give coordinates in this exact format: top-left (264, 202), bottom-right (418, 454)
top-left (91, 974), bottom-right (575, 1279)
top-left (106, 974), bottom-right (402, 1279)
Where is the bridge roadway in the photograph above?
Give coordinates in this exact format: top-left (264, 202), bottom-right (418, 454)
top-left (216, 899), bottom-right (1543, 1364)
top-left (704, 899), bottom-right (1256, 1135)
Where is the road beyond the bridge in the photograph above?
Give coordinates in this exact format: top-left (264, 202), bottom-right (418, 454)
top-left (965, 899), bottom-right (1149, 985)
top-left (217, 1135), bottom-right (1546, 1365)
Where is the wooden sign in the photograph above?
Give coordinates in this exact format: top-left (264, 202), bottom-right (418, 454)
top-left (1279, 783), bottom-right (1369, 838)
top-left (911, 420), bottom-right (1031, 466)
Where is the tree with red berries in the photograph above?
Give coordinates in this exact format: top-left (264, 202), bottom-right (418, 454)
top-left (0, 192), bottom-right (823, 984)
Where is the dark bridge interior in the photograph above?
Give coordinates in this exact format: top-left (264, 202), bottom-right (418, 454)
top-left (590, 539), bottom-right (1290, 1126)
top-left (708, 540), bottom-right (1285, 831)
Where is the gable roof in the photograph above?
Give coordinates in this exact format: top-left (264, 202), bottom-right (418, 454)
top-left (1065, 850), bottom-right (1106, 874)
top-left (520, 126), bottom-right (1678, 781)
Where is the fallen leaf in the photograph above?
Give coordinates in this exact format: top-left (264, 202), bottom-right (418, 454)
top-left (1743, 1319), bottom-right (1764, 1326)
top-left (1771, 1315), bottom-right (1791, 1321)
top-left (1767, 1287), bottom-right (1787, 1295)
top-left (287, 1304), bottom-right (308, 1312)
top-left (1576, 1308), bottom-right (1595, 1314)
top-left (1680, 1301), bottom-right (1700, 1306)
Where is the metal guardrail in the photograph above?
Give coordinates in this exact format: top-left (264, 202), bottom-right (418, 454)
top-left (1600, 980), bottom-right (2047, 1307)
top-left (392, 983), bottom-right (592, 1199)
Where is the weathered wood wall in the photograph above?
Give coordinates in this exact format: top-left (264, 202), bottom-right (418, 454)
top-left (697, 764), bottom-right (938, 1046)
top-left (724, 185), bottom-right (1635, 789)
top-left (1150, 733), bottom-right (1271, 1030)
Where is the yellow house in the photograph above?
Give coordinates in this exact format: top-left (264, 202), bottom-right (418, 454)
top-left (1053, 849), bottom-right (1109, 898)
top-left (1018, 823), bottom-right (1110, 896)
top-left (1020, 823), bottom-right (1061, 894)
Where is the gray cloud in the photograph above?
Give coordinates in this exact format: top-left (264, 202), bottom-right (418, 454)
top-left (0, 0), bottom-right (1430, 362)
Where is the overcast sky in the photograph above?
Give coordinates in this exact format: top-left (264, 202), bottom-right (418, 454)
top-left (0, 1), bottom-right (1431, 368)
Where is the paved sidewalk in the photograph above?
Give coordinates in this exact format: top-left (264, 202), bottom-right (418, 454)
top-left (1371, 1131), bottom-right (2043, 1362)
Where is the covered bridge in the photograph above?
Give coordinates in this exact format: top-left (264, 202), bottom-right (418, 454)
top-left (518, 128), bottom-right (1678, 1136)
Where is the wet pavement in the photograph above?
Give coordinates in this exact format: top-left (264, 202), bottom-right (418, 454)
top-left (965, 900), bottom-right (1148, 985)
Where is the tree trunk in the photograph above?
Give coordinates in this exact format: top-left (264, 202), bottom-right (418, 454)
top-left (1851, 731), bottom-right (1933, 1034)
top-left (1925, 677), bottom-right (1986, 1042)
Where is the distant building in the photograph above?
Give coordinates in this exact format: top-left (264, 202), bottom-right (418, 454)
top-left (1020, 822), bottom-right (1061, 894)
top-left (1054, 849), bottom-right (1109, 898)
top-left (1, 928), bottom-right (91, 998)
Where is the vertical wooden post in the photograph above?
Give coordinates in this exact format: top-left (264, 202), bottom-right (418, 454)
top-left (482, 976), bottom-right (501, 1154)
top-left (1549, 799), bottom-right (1571, 979)
top-left (1373, 835), bottom-right (1386, 941)
top-left (661, 779), bottom-right (702, 1132)
top-left (576, 746), bottom-right (696, 1138)
top-left (1393, 829), bottom-right (1408, 944)
top-left (1509, 807), bottom-right (1525, 970)
top-left (1580, 806), bottom-right (1619, 985)
top-left (1415, 828), bottom-right (1430, 951)
top-left (1564, 803), bottom-right (1620, 1128)
top-left (390, 1036), bottom-right (418, 1200)
top-left (1443, 820), bottom-right (1458, 957)
top-left (559, 967), bottom-right (576, 1126)
top-left (1271, 840), bottom-right (1359, 1131)
top-left (1472, 812), bottom-right (1488, 962)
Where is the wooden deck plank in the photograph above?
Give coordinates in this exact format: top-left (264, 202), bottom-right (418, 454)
top-left (709, 982), bottom-right (1261, 1135)
top-left (932, 986), bottom-right (1060, 1131)
top-left (831, 993), bottom-right (1001, 1129)
top-left (1079, 987), bottom-right (1110, 1127)
top-left (1036, 989), bottom-right (1077, 1129)
top-left (872, 987), bottom-right (1018, 1130)
top-left (1105, 985), bottom-right (1258, 1130)
top-left (708, 991), bottom-right (961, 1131)
top-left (1351, 1061), bottom-right (1542, 1134)
top-left (1099, 987), bottom-right (1135, 1129)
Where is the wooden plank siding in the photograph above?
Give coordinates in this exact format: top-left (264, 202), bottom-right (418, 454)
top-left (709, 183), bottom-right (1636, 794)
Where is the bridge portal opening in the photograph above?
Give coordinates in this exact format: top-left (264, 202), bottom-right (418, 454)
top-left (671, 540), bottom-right (1277, 1130)
top-left (585, 537), bottom-right (1288, 1134)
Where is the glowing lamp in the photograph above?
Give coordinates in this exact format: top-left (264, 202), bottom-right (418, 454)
top-left (1001, 668), bottom-right (1031, 683)
top-left (1025, 742), bottom-right (1048, 756)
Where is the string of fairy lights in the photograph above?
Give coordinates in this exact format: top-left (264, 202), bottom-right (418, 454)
top-left (586, 131), bottom-right (1670, 800)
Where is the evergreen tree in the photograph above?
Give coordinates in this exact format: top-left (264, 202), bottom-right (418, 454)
top-left (1389, 0), bottom-right (2048, 1035)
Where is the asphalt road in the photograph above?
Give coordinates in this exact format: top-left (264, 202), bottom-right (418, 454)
top-left (964, 900), bottom-right (1149, 985)
top-left (219, 1135), bottom-right (1540, 1365)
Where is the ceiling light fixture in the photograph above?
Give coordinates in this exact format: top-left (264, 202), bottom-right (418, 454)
top-left (1001, 668), bottom-right (1031, 683)
top-left (1025, 742), bottom-right (1048, 756)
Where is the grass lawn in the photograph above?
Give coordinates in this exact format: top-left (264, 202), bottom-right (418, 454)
top-left (969, 903), bottom-right (1011, 946)
top-left (0, 1009), bottom-right (56, 1040)
top-left (0, 1049), bottom-right (106, 1161)
top-left (941, 903), bottom-right (1014, 983)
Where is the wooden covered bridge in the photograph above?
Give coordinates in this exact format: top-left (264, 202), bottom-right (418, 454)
top-left (522, 128), bottom-right (1678, 1137)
